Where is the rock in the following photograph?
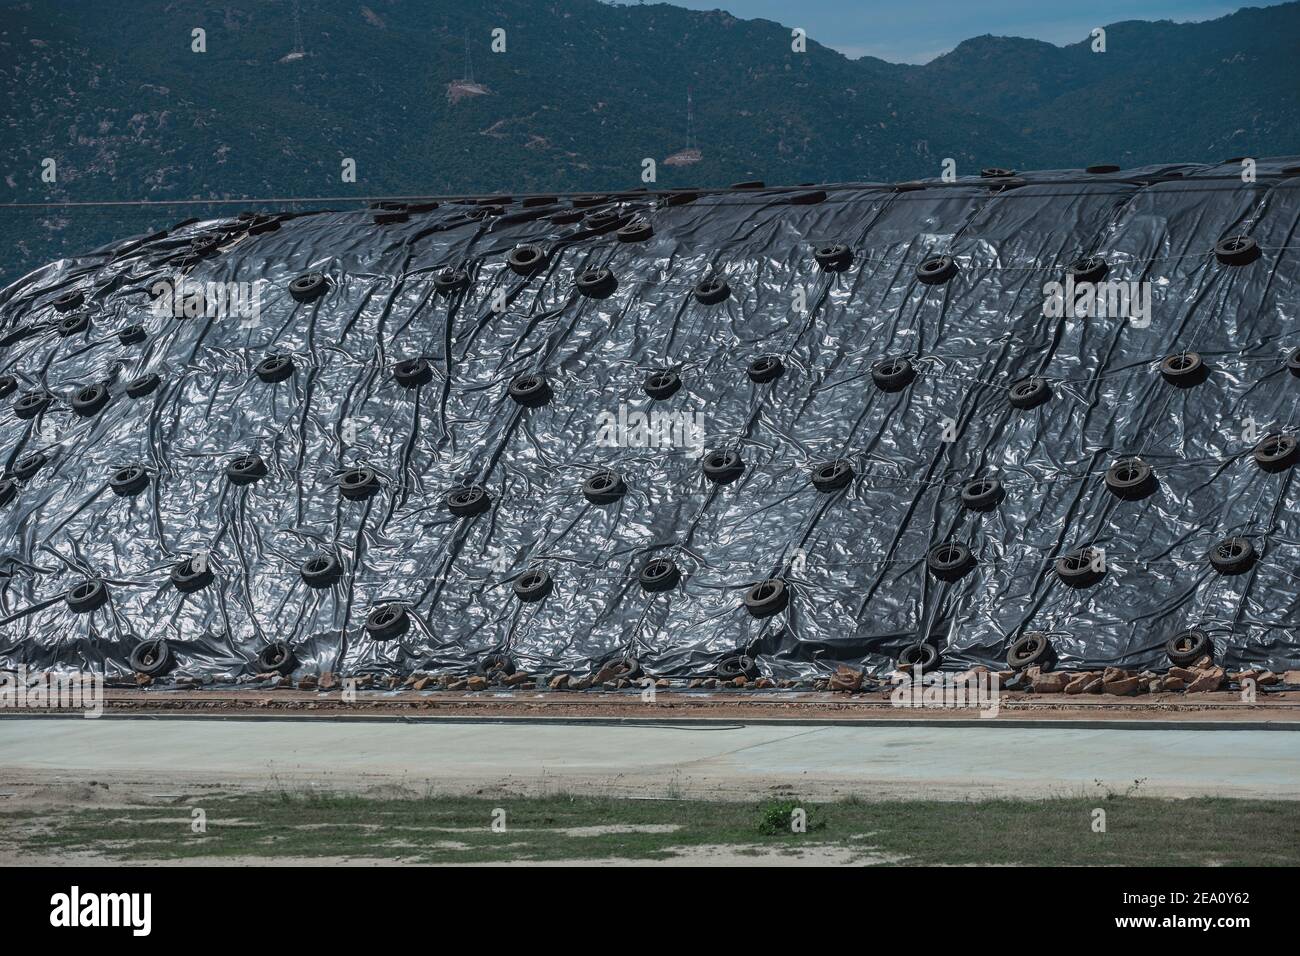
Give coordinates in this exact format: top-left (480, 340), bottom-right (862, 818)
top-left (354, 674), bottom-right (374, 688)
top-left (1146, 679), bottom-right (1163, 693)
top-left (754, 677), bottom-right (774, 689)
top-left (135, 673), bottom-right (153, 686)
top-left (1230, 670), bottom-right (1258, 684)
top-left (1187, 666), bottom-right (1225, 693)
top-left (1168, 666), bottom-right (1199, 683)
top-left (466, 675), bottom-right (488, 692)
top-left (1193, 655), bottom-right (1213, 669)
top-left (593, 663), bottom-right (627, 685)
top-left (829, 665), bottom-right (863, 692)
top-left (549, 673), bottom-right (570, 690)
top-left (1103, 676), bottom-right (1141, 695)
top-left (656, 678), bottom-right (670, 688)
top-left (174, 676), bottom-right (202, 688)
top-left (1284, 671), bottom-right (1300, 685)
top-left (688, 678), bottom-right (703, 688)
top-left (1102, 666), bottom-right (1133, 684)
top-left (570, 675), bottom-right (594, 690)
top-left (703, 678), bottom-right (719, 689)
top-left (732, 676), bottom-right (747, 687)
top-left (383, 675), bottom-right (401, 689)
top-left (1064, 673), bottom-right (1098, 694)
top-left (447, 678), bottom-right (467, 691)
top-left (318, 672), bottom-right (337, 690)
top-left (1256, 670), bottom-right (1279, 686)
top-left (1163, 676), bottom-right (1186, 691)
top-left (411, 676), bottom-right (432, 691)
top-left (503, 671), bottom-right (531, 687)
top-left (297, 674), bottom-right (318, 690)
top-left (1030, 671), bottom-right (1071, 693)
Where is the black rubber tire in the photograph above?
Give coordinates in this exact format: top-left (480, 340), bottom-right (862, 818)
top-left (126, 374), bottom-right (161, 399)
top-left (639, 557), bottom-right (681, 593)
top-left (616, 219), bottom-right (653, 243)
top-left (171, 556), bottom-right (214, 593)
top-left (189, 234), bottom-right (221, 258)
top-left (549, 209), bottom-right (584, 225)
top-left (338, 466), bottom-right (381, 501)
top-left (1056, 547), bottom-right (1105, 588)
top-left (716, 654), bottom-right (759, 681)
top-left (960, 477), bottom-right (1004, 511)
top-left (434, 267), bottom-right (469, 295)
top-left (1214, 235), bottom-right (1260, 266)
top-left (643, 369), bottom-right (681, 400)
top-left (12, 452), bottom-right (46, 481)
top-left (109, 464), bottom-right (150, 497)
top-left (514, 567), bottom-right (553, 603)
top-left (365, 603), bottom-right (410, 640)
top-left (788, 189), bottom-right (826, 206)
top-left (871, 356), bottom-right (915, 391)
top-left (1105, 457), bottom-right (1157, 499)
top-left (1085, 164), bottom-right (1121, 174)
top-left (703, 450), bottom-right (744, 485)
top-left (14, 390), bottom-right (53, 419)
top-left (575, 267), bottom-right (617, 299)
top-left (288, 272), bottom-right (328, 303)
top-left (693, 278), bottom-right (731, 305)
top-left (730, 180), bottom-right (765, 190)
top-left (927, 542), bottom-right (975, 582)
top-left (916, 255), bottom-right (957, 285)
top-left (1166, 629), bottom-right (1211, 667)
top-left (256, 354), bottom-right (294, 384)
top-left (893, 181), bottom-right (925, 192)
top-left (373, 210), bottom-right (409, 225)
top-left (1253, 433), bottom-right (1297, 472)
top-left (257, 642), bottom-right (297, 675)
top-left (1287, 347), bottom-right (1300, 378)
top-left (479, 652), bottom-right (517, 677)
top-left (226, 453), bottom-right (268, 486)
top-left (1067, 255), bottom-right (1109, 284)
top-left (582, 470), bottom-right (626, 505)
top-left (71, 382), bottom-right (111, 417)
top-left (1159, 351), bottom-right (1208, 387)
top-left (1007, 632), bottom-right (1054, 671)
top-left (0, 375), bottom-right (15, 399)
top-left (1208, 536), bottom-right (1256, 576)
top-left (394, 357), bottom-right (433, 388)
top-left (810, 459), bottom-right (854, 492)
top-left (508, 372), bottom-right (551, 407)
top-left (507, 244), bottom-right (546, 276)
top-left (747, 355), bottom-right (784, 384)
top-left (118, 324), bottom-right (147, 346)
top-left (446, 484), bottom-right (491, 517)
top-left (571, 195), bottom-right (607, 209)
top-left (130, 639), bottom-right (174, 677)
top-left (980, 167), bottom-right (1015, 178)
top-left (0, 478), bottom-right (15, 507)
top-left (898, 643), bottom-right (939, 672)
top-left (521, 195), bottom-right (557, 208)
top-left (1008, 376), bottom-right (1050, 409)
top-left (57, 312), bottom-right (90, 336)
top-left (743, 578), bottom-right (788, 618)
top-left (66, 579), bottom-right (108, 614)
top-left (52, 289), bottom-right (84, 313)
top-left (300, 553), bottom-right (343, 589)
top-left (664, 191), bottom-right (698, 207)
top-left (814, 244), bottom-right (852, 272)
top-left (248, 214), bottom-right (281, 235)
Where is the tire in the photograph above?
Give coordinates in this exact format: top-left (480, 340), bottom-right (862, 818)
top-left (747, 355), bottom-right (783, 384)
top-left (1056, 547), bottom-right (1104, 588)
top-left (171, 556), bottom-right (214, 593)
top-left (1287, 347), bottom-right (1300, 378)
top-left (810, 459), bottom-right (854, 492)
top-left (643, 369), bottom-right (681, 400)
top-left (0, 478), bottom-right (15, 507)
top-left (730, 180), bottom-right (765, 189)
top-left (575, 267), bottom-right (617, 299)
top-left (743, 578), bottom-right (788, 618)
top-left (1253, 433), bottom-right (1297, 473)
top-left (1104, 457), bottom-right (1157, 499)
top-left (1086, 164), bottom-right (1120, 174)
top-left (365, 603), bottom-right (410, 640)
top-left (926, 542), bottom-right (975, 582)
top-left (1208, 536), bottom-right (1255, 576)
top-left (109, 464), bottom-right (150, 497)
top-left (814, 244), bottom-right (852, 272)
top-left (960, 477), bottom-right (1004, 511)
top-left (716, 654), bottom-right (759, 680)
top-left (1159, 351), bottom-right (1207, 387)
top-left (616, 218), bottom-right (653, 243)
top-left (514, 568), bottom-right (553, 603)
top-left (126, 373), bottom-right (161, 399)
top-left (980, 167), bottom-right (1015, 178)
top-left (338, 466), bottom-right (380, 501)
top-left (256, 354), bottom-right (294, 383)
top-left (0, 375), bottom-right (15, 399)
top-left (1067, 255), bottom-right (1108, 283)
top-left (508, 372), bottom-right (551, 407)
top-left (52, 289), bottom-right (84, 312)
top-left (703, 450), bottom-right (744, 485)
top-left (12, 452), bottom-right (46, 481)
top-left (1214, 235), bottom-right (1260, 266)
top-left (434, 267), bottom-right (469, 295)
top-left (897, 643), bottom-right (939, 672)
top-left (14, 390), bottom-right (53, 419)
top-left (288, 272), bottom-right (328, 303)
top-left (300, 553), bottom-right (343, 589)
top-left (446, 484), bottom-right (491, 517)
top-left (1008, 376), bottom-right (1050, 409)
top-left (71, 382), bottom-right (111, 417)
top-left (479, 652), bottom-right (517, 677)
top-left (871, 356), bottom-right (914, 392)
top-left (582, 470), bottom-right (626, 505)
top-left (916, 255), bottom-right (957, 285)
top-left (1007, 632), bottom-right (1054, 670)
top-left (507, 244), bottom-right (546, 276)
top-left (189, 234), bottom-right (221, 258)
top-left (66, 579), bottom-right (109, 614)
top-left (118, 324), bottom-right (147, 346)
top-left (693, 278), bottom-right (731, 305)
top-left (639, 557), bottom-right (680, 592)
top-left (130, 639), bottom-right (174, 677)
top-left (1166, 629), bottom-right (1211, 667)
top-left (226, 453), bottom-right (268, 486)
top-left (257, 642), bottom-right (297, 675)
top-left (394, 357), bottom-right (433, 388)
top-left (788, 189), bottom-right (826, 206)
top-left (57, 314), bottom-right (89, 340)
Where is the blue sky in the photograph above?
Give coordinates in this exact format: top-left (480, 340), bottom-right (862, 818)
top-left (665, 0), bottom-right (1282, 63)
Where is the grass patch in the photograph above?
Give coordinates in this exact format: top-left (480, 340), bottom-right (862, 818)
top-left (3, 792), bottom-right (1297, 865)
